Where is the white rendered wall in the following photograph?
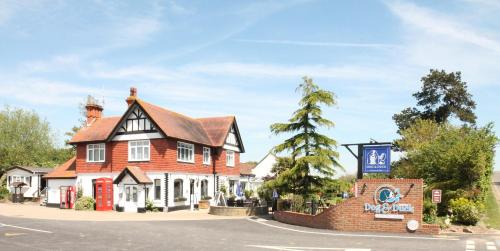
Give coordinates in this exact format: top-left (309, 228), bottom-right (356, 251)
top-left (46, 179), bottom-right (76, 204)
top-left (6, 169), bottom-right (43, 198)
top-left (252, 153), bottom-right (276, 179)
top-left (167, 173), bottom-right (214, 207)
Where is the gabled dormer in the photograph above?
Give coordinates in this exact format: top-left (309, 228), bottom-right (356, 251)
top-left (223, 123), bottom-right (243, 153)
top-left (110, 102), bottom-right (164, 141)
top-left (116, 106), bottom-right (157, 135)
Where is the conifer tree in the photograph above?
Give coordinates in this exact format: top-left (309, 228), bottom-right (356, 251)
top-left (270, 76), bottom-right (342, 196)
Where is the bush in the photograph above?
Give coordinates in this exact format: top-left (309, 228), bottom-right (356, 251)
top-left (449, 197), bottom-right (480, 225)
top-left (0, 186), bottom-right (9, 201)
top-left (244, 190), bottom-right (253, 199)
top-left (423, 199), bottom-right (438, 223)
top-left (325, 197), bottom-right (344, 206)
top-left (74, 196), bottom-right (95, 211)
top-left (201, 195), bottom-right (212, 200)
top-left (145, 200), bottom-right (159, 212)
top-left (219, 185), bottom-right (227, 195)
top-left (290, 194), bottom-right (305, 213)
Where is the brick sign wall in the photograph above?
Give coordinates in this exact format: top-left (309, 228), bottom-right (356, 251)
top-left (274, 179), bottom-right (440, 235)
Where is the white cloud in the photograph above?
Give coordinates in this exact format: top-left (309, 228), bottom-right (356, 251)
top-left (0, 75), bottom-right (124, 110)
top-left (234, 39), bottom-right (398, 48)
top-left (386, 1), bottom-right (500, 53)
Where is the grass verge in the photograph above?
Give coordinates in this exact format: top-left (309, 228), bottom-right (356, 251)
top-left (483, 187), bottom-right (500, 229)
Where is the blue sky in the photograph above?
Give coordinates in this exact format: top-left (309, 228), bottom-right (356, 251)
top-left (1, 0), bottom-right (499, 174)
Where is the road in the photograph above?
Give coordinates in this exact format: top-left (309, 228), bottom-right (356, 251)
top-left (0, 215), bottom-right (499, 251)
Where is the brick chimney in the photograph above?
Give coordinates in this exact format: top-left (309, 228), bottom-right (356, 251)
top-left (126, 87), bottom-right (138, 106)
top-left (85, 95), bottom-right (103, 126)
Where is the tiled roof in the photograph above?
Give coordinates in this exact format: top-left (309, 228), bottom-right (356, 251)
top-left (139, 100), bottom-right (214, 146)
top-left (69, 117), bottom-right (121, 143)
top-left (43, 157), bottom-right (77, 179)
top-left (240, 162), bottom-right (256, 176)
top-left (69, 99), bottom-right (238, 149)
top-left (7, 166), bottom-right (52, 174)
top-left (113, 166), bottom-right (152, 184)
top-left (197, 116), bottom-right (234, 146)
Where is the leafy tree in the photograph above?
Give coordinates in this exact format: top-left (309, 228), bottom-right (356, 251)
top-left (0, 106), bottom-right (72, 175)
top-left (393, 69), bottom-right (476, 132)
top-left (392, 119), bottom-right (497, 214)
top-left (269, 76), bottom-right (342, 197)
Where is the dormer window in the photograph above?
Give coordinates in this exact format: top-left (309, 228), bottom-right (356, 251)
top-left (87, 143), bottom-right (105, 162)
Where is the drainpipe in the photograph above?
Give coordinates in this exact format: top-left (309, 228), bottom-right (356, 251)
top-left (143, 184), bottom-right (147, 213)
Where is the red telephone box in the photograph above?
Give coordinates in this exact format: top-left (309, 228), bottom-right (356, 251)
top-left (95, 178), bottom-right (113, 211)
top-left (60, 186), bottom-right (75, 209)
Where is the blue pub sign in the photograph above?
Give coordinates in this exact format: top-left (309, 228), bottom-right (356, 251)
top-left (362, 145), bottom-right (391, 173)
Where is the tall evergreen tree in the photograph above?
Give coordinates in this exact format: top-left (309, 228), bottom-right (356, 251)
top-left (270, 76), bottom-right (342, 196)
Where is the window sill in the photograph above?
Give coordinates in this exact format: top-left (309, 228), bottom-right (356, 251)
top-left (128, 160), bottom-right (150, 162)
top-left (177, 160), bottom-right (195, 164)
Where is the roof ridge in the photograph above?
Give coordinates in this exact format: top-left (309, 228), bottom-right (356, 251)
top-left (197, 115), bottom-right (235, 120)
top-left (138, 100), bottom-right (199, 122)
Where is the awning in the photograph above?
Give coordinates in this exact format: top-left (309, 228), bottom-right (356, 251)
top-left (113, 166), bottom-right (153, 185)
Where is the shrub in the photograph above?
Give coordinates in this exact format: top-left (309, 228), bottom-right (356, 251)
top-left (423, 199), bottom-right (438, 223)
top-left (244, 190), bottom-right (253, 199)
top-left (201, 195), bottom-right (212, 200)
top-left (325, 197), bottom-right (344, 206)
top-left (290, 194), bottom-right (305, 213)
top-left (174, 197), bottom-right (187, 202)
top-left (449, 197), bottom-right (480, 225)
top-left (0, 186), bottom-right (9, 201)
top-left (145, 200), bottom-right (159, 212)
top-left (219, 185), bottom-right (227, 195)
top-left (74, 196), bottom-right (95, 211)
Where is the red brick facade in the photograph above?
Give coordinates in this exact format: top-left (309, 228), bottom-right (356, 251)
top-left (274, 179), bottom-right (440, 235)
top-left (75, 138), bottom-right (240, 175)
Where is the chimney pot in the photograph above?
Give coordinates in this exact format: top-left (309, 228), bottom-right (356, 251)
top-left (126, 87), bottom-right (138, 106)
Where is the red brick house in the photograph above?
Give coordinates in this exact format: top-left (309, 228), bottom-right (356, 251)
top-left (45, 87), bottom-right (244, 212)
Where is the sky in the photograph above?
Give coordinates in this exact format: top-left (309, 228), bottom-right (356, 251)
top-left (1, 0), bottom-right (499, 175)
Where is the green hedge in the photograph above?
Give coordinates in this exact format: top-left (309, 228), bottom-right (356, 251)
top-left (0, 186), bottom-right (9, 200)
top-left (74, 196), bottom-right (95, 211)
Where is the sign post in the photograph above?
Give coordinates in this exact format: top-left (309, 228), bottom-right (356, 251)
top-left (362, 145), bottom-right (391, 173)
top-left (341, 142), bottom-right (392, 179)
top-left (432, 189), bottom-right (442, 203)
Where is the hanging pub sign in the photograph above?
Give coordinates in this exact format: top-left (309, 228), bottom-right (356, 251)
top-left (362, 145), bottom-right (391, 173)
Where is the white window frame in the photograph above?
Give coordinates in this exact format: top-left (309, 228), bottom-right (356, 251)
top-left (87, 143), bottom-right (105, 163)
top-left (128, 140), bottom-right (150, 162)
top-left (226, 150), bottom-right (235, 167)
top-left (203, 147), bottom-right (211, 165)
top-left (177, 141), bottom-right (194, 163)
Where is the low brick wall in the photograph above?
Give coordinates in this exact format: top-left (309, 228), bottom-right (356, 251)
top-left (209, 206), bottom-right (268, 216)
top-left (273, 179), bottom-right (440, 235)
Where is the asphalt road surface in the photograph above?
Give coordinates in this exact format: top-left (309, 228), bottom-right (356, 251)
top-left (0, 215), bottom-right (499, 251)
